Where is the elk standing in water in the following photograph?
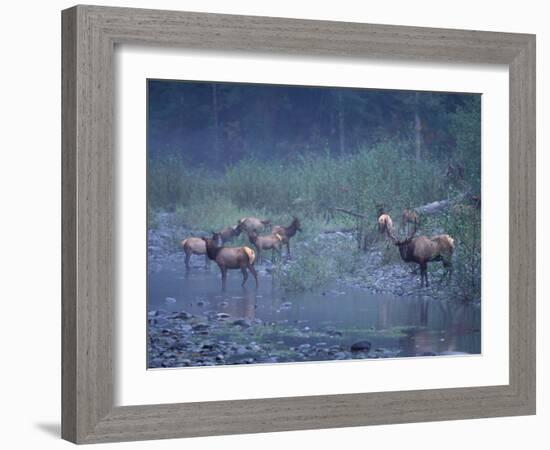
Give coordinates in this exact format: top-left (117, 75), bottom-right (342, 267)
top-left (181, 237), bottom-right (210, 270)
top-left (201, 233), bottom-right (258, 291)
top-left (271, 217), bottom-right (302, 258)
top-left (238, 217), bottom-right (271, 234)
top-left (218, 224), bottom-right (242, 244)
top-left (400, 208), bottom-right (419, 234)
top-left (387, 223), bottom-right (454, 287)
top-left (248, 230), bottom-right (283, 263)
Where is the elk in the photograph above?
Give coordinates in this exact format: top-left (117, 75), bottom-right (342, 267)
top-left (387, 223), bottom-right (454, 287)
top-left (219, 224), bottom-right (242, 244)
top-left (377, 213), bottom-right (394, 235)
top-left (271, 217), bottom-right (302, 258)
top-left (237, 217), bottom-right (271, 233)
top-left (181, 237), bottom-right (210, 270)
top-left (248, 230), bottom-right (283, 263)
top-left (201, 233), bottom-right (258, 291)
top-left (400, 208), bottom-right (419, 234)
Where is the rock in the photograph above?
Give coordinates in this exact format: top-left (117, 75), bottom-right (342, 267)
top-left (216, 312), bottom-right (231, 320)
top-left (165, 297), bottom-right (177, 303)
top-left (236, 346), bottom-right (247, 355)
top-left (172, 311), bottom-right (192, 320)
top-left (298, 343), bottom-right (311, 352)
top-left (350, 340), bottom-right (372, 352)
top-left (231, 319), bottom-right (252, 328)
top-left (333, 352), bottom-right (348, 360)
top-left (192, 323), bottom-right (210, 332)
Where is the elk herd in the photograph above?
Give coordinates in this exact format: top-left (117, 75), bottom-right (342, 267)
top-left (181, 217), bottom-right (301, 290)
top-left (181, 208), bottom-right (454, 290)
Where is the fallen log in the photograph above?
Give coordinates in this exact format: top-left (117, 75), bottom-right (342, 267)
top-left (321, 227), bottom-right (356, 234)
top-left (329, 207), bottom-right (368, 219)
top-left (414, 199), bottom-right (453, 215)
top-left (331, 194), bottom-right (468, 220)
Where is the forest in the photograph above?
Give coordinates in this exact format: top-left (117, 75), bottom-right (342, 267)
top-left (146, 79), bottom-right (482, 368)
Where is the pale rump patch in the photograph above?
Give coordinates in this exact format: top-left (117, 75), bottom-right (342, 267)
top-left (378, 214), bottom-right (393, 233)
top-left (446, 235), bottom-right (455, 248)
top-left (181, 239), bottom-right (188, 247)
top-left (274, 233), bottom-right (283, 241)
top-left (243, 246), bottom-right (256, 265)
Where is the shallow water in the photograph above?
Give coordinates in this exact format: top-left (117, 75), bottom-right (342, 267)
top-left (148, 262), bottom-right (481, 365)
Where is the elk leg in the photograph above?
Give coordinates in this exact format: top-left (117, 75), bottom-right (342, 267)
top-left (444, 261), bottom-right (453, 283)
top-left (419, 263), bottom-right (427, 287)
top-left (241, 267), bottom-right (248, 286)
top-left (204, 254), bottom-right (209, 270)
top-left (248, 264), bottom-right (258, 288)
top-left (423, 263), bottom-right (429, 287)
top-left (286, 241), bottom-right (291, 259)
top-left (220, 266), bottom-right (227, 291)
top-left (184, 251), bottom-right (190, 269)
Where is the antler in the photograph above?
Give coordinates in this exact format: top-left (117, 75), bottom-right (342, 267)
top-left (407, 219), bottom-right (418, 241)
top-left (385, 224), bottom-right (398, 243)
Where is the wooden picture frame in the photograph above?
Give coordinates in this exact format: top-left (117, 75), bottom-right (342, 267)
top-left (61, 5), bottom-right (536, 444)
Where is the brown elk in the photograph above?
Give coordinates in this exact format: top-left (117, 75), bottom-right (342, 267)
top-left (201, 233), bottom-right (258, 291)
top-left (271, 217), bottom-right (302, 258)
top-left (377, 213), bottom-right (393, 235)
top-left (387, 223), bottom-right (454, 287)
top-left (181, 237), bottom-right (210, 270)
top-left (238, 217), bottom-right (271, 233)
top-left (248, 230), bottom-right (283, 263)
top-left (400, 208), bottom-right (419, 234)
top-left (219, 224), bottom-right (242, 244)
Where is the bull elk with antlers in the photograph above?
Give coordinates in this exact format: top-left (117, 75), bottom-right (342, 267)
top-left (387, 223), bottom-right (455, 287)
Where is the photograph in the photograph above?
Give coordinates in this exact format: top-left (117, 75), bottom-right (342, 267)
top-left (146, 79), bottom-right (482, 368)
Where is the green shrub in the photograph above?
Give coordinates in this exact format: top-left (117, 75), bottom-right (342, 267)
top-left (279, 249), bottom-right (335, 292)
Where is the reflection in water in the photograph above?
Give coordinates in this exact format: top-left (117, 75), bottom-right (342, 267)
top-left (148, 267), bottom-right (481, 357)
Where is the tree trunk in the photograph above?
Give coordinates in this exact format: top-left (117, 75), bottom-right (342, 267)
top-left (212, 84), bottom-right (220, 160)
top-left (414, 92), bottom-right (423, 162)
top-left (337, 91), bottom-right (345, 155)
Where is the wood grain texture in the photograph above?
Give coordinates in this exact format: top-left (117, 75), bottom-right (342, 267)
top-left (61, 4), bottom-right (536, 444)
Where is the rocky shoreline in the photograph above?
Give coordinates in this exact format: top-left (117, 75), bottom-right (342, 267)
top-left (147, 211), bottom-right (480, 368)
top-left (148, 308), bottom-right (404, 368)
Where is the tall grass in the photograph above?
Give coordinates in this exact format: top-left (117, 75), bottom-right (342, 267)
top-left (149, 141), bottom-right (453, 225)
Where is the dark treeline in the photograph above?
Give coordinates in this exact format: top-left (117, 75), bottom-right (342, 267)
top-left (148, 79), bottom-right (481, 169)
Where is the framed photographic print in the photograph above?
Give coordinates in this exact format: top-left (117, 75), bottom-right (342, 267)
top-left (62, 5), bottom-right (536, 444)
